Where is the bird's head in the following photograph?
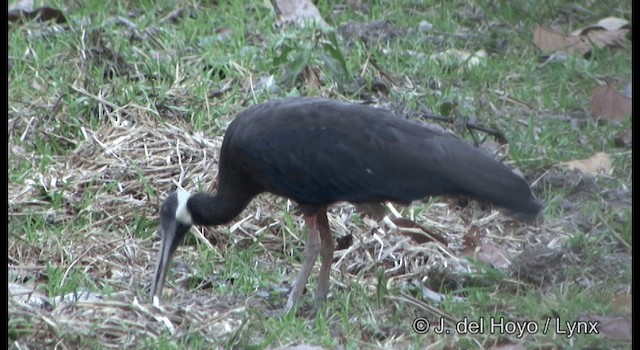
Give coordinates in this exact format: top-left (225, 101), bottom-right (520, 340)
top-left (151, 190), bottom-right (193, 304)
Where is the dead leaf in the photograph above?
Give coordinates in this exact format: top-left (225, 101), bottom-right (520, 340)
top-left (578, 314), bottom-right (632, 341)
top-left (584, 29), bottom-right (629, 49)
top-left (591, 84), bottom-right (632, 124)
top-left (572, 16), bottom-right (630, 35)
top-left (534, 26), bottom-right (588, 56)
top-left (270, 0), bottom-right (327, 28)
top-left (611, 293), bottom-right (632, 313)
top-left (560, 152), bottom-right (612, 175)
top-left (533, 25), bottom-right (629, 57)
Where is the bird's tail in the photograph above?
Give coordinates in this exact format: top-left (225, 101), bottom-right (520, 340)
top-left (436, 138), bottom-right (542, 221)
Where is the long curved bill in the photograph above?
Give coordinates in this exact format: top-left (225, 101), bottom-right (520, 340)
top-left (151, 219), bottom-right (190, 305)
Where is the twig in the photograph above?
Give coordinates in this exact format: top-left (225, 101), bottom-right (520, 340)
top-left (369, 57), bottom-right (400, 86)
top-left (418, 111), bottom-right (508, 144)
top-left (19, 117), bottom-right (35, 142)
top-left (69, 85), bottom-right (120, 110)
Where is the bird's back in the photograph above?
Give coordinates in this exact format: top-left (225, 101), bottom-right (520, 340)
top-left (219, 98), bottom-right (541, 219)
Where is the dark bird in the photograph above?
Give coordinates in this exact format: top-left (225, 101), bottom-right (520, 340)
top-left (151, 97), bottom-right (541, 311)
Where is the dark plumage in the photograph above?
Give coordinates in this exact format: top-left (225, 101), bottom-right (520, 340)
top-left (151, 97), bottom-right (541, 311)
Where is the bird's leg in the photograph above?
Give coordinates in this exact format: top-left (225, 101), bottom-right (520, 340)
top-left (285, 214), bottom-right (321, 312)
top-left (314, 210), bottom-right (334, 309)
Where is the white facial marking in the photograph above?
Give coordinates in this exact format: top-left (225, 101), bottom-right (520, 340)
top-left (175, 189), bottom-right (193, 225)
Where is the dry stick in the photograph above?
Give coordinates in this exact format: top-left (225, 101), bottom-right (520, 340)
top-left (598, 212), bottom-right (632, 251)
top-left (369, 56), bottom-right (400, 86)
top-left (69, 85), bottom-right (120, 110)
top-left (59, 243), bottom-right (98, 290)
top-left (89, 130), bottom-right (126, 164)
top-left (19, 117), bottom-right (35, 142)
top-left (418, 111), bottom-right (508, 144)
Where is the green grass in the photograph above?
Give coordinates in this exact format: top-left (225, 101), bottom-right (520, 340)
top-left (8, 0), bottom-right (631, 348)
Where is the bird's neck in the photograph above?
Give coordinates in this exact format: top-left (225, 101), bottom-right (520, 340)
top-left (187, 187), bottom-right (255, 226)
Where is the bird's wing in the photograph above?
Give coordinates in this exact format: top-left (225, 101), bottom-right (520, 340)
top-left (227, 98), bottom-right (539, 217)
top-left (233, 116), bottom-right (461, 206)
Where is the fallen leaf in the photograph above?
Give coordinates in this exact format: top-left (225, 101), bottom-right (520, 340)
top-left (534, 26), bottom-right (588, 56)
top-left (572, 16), bottom-right (630, 35)
top-left (533, 25), bottom-right (629, 57)
top-left (270, 0), bottom-right (327, 28)
top-left (614, 130), bottom-right (632, 147)
top-left (583, 29), bottom-right (629, 50)
top-left (611, 293), bottom-right (632, 313)
top-left (578, 314), bottom-right (632, 342)
top-left (560, 152), bottom-right (612, 175)
top-left (591, 84), bottom-right (632, 124)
